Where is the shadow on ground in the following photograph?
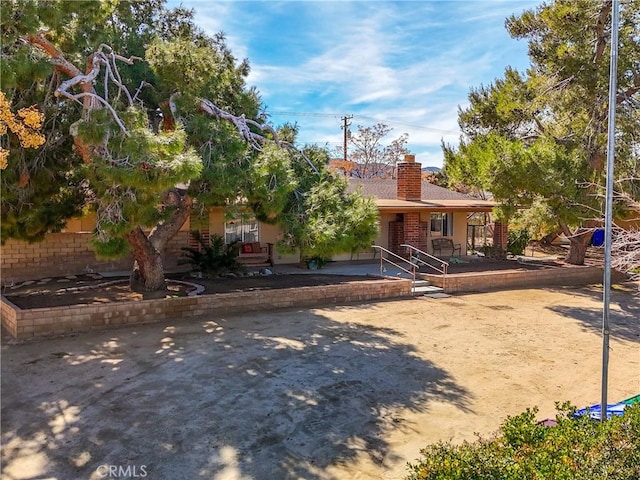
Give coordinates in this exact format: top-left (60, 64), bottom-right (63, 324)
top-left (545, 283), bottom-right (640, 342)
top-left (1, 307), bottom-right (472, 480)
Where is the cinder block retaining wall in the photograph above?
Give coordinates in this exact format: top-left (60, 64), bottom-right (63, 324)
top-left (1, 232), bottom-right (189, 283)
top-left (426, 265), bottom-right (608, 293)
top-left (1, 279), bottom-right (411, 340)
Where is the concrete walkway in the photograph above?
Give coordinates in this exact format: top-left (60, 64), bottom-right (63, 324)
top-left (270, 260), bottom-right (400, 278)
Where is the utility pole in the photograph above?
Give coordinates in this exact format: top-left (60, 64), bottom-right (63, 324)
top-left (341, 115), bottom-right (353, 162)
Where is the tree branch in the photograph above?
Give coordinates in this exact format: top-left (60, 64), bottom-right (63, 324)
top-left (26, 32), bottom-right (96, 109)
top-left (26, 33), bottom-right (143, 138)
top-left (593, 0), bottom-right (612, 63)
top-left (148, 191), bottom-right (194, 251)
top-left (169, 94), bottom-right (319, 173)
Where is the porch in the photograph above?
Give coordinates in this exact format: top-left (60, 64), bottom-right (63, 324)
top-left (267, 255), bottom-right (608, 294)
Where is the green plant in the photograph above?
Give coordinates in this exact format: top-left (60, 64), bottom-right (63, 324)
top-left (180, 232), bottom-right (244, 276)
top-left (406, 402), bottom-right (640, 480)
top-left (306, 256), bottom-right (328, 270)
top-left (507, 228), bottom-right (531, 256)
top-left (480, 245), bottom-right (507, 260)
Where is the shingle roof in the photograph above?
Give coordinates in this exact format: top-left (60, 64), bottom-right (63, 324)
top-left (345, 178), bottom-right (495, 211)
top-left (346, 178), bottom-right (476, 201)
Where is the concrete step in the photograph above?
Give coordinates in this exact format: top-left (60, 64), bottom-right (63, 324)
top-left (413, 284), bottom-right (445, 294)
top-left (412, 279), bottom-right (449, 297)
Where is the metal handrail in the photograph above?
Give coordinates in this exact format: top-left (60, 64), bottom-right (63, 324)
top-left (400, 244), bottom-right (449, 275)
top-left (371, 245), bottom-right (417, 293)
top-left (401, 243), bottom-right (448, 290)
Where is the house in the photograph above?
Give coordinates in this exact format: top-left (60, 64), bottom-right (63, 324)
top-left (340, 155), bottom-right (497, 259)
top-left (0, 156), bottom-right (499, 282)
top-left (193, 155), bottom-right (498, 265)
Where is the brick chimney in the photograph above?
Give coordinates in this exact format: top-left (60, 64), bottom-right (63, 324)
top-left (396, 154), bottom-right (422, 201)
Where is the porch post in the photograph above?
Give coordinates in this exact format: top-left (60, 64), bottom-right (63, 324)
top-left (493, 221), bottom-right (508, 251)
top-left (404, 212), bottom-right (421, 250)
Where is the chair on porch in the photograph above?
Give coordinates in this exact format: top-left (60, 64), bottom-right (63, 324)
top-left (431, 238), bottom-right (461, 257)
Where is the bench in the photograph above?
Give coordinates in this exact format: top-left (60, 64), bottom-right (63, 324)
top-left (237, 242), bottom-right (273, 266)
top-left (431, 238), bottom-right (461, 257)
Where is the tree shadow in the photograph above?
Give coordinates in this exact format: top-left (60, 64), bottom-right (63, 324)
top-left (1, 306), bottom-right (472, 480)
top-left (545, 284), bottom-right (640, 343)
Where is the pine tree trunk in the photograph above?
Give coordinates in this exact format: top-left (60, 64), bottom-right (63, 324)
top-left (540, 228), bottom-right (562, 246)
top-left (561, 225), bottom-right (591, 266)
top-left (125, 227), bottom-right (167, 292)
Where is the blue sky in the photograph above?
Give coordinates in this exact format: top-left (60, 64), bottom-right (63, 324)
top-left (167, 0), bottom-right (542, 168)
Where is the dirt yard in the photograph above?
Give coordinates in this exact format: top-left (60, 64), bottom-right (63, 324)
top-left (1, 284), bottom-right (638, 480)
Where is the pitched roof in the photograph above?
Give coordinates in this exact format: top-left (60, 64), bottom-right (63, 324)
top-left (346, 178), bottom-right (495, 211)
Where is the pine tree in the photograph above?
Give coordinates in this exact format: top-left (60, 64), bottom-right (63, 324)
top-left (443, 0), bottom-right (639, 265)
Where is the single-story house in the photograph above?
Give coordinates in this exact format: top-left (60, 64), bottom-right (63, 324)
top-left (0, 156), bottom-right (499, 282)
top-left (182, 155), bottom-right (499, 264)
top-left (341, 155), bottom-right (497, 260)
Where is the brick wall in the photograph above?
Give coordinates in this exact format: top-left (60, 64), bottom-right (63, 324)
top-left (396, 155), bottom-right (422, 201)
top-left (1, 278), bottom-right (411, 340)
top-left (1, 231), bottom-right (190, 283)
top-left (493, 221), bottom-right (509, 250)
top-left (403, 212), bottom-right (421, 248)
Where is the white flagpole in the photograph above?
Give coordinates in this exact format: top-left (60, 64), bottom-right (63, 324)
top-left (601, 0), bottom-right (619, 422)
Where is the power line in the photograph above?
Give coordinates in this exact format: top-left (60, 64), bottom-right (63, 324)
top-left (267, 111), bottom-right (340, 118)
top-left (355, 114), bottom-right (460, 136)
top-left (266, 111), bottom-right (460, 135)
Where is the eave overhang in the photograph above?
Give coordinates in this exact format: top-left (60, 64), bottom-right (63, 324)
top-left (376, 199), bottom-right (496, 212)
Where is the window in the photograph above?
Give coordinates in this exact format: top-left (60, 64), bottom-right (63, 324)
top-left (225, 218), bottom-right (259, 244)
top-left (430, 213), bottom-right (453, 236)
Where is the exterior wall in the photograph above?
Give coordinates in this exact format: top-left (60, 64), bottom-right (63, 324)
top-left (207, 208), bottom-right (299, 265)
top-left (261, 222), bottom-right (299, 265)
top-left (208, 209), bottom-right (226, 237)
top-left (378, 211), bottom-right (470, 257)
top-left (452, 212), bottom-right (469, 255)
top-left (0, 204), bottom-right (480, 281)
top-left (2, 209), bottom-right (192, 283)
top-left (1, 231), bottom-right (191, 283)
top-left (1, 278), bottom-right (411, 340)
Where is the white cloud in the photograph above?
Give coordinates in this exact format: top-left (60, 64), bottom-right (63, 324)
top-left (168, 0), bottom-right (541, 167)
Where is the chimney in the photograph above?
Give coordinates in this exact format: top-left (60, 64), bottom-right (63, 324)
top-left (396, 154), bottom-right (422, 201)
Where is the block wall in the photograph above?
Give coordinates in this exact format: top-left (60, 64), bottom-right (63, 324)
top-left (1, 278), bottom-right (411, 340)
top-left (425, 265), bottom-right (609, 293)
top-left (1, 231), bottom-right (190, 283)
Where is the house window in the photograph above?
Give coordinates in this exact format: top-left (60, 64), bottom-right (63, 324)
top-left (430, 213), bottom-right (453, 236)
top-left (225, 218), bottom-right (259, 244)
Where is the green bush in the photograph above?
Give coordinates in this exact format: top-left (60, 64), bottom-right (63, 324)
top-left (507, 228), bottom-right (531, 255)
top-left (480, 245), bottom-right (507, 260)
top-left (180, 232), bottom-right (244, 276)
top-left (406, 402), bottom-right (640, 480)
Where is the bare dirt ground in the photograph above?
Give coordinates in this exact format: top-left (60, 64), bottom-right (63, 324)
top-left (1, 283), bottom-right (638, 480)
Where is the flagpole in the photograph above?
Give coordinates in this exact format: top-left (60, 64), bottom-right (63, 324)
top-left (601, 0), bottom-right (619, 422)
